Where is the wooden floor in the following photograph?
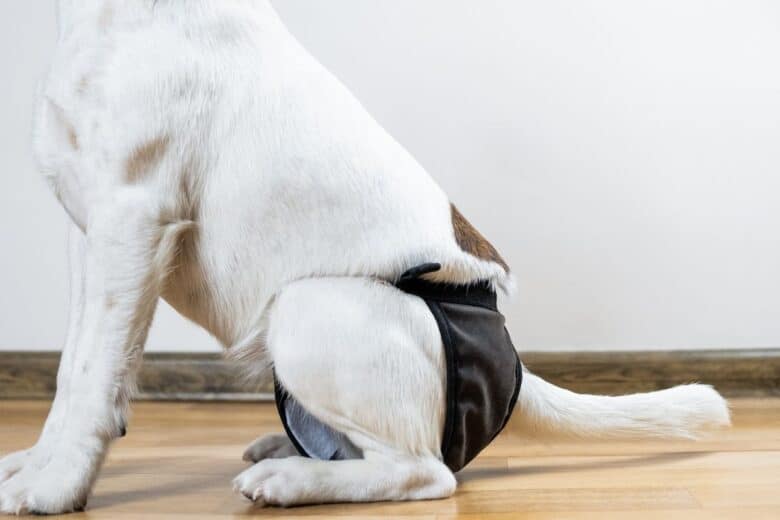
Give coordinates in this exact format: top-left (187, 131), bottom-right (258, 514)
top-left (1, 399), bottom-right (779, 519)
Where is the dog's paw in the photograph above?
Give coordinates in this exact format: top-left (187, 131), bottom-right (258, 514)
top-left (233, 458), bottom-right (306, 507)
top-left (242, 433), bottom-right (297, 463)
top-left (0, 445), bottom-right (98, 515)
top-left (0, 463), bottom-right (89, 515)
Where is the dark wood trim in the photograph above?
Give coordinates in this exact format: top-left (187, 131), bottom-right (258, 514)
top-left (521, 349), bottom-right (779, 397)
top-left (0, 352), bottom-right (270, 401)
top-left (0, 349), bottom-right (777, 401)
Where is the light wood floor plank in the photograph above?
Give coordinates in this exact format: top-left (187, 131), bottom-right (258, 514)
top-left (0, 398), bottom-right (777, 517)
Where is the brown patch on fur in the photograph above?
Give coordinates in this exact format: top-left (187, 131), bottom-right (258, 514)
top-left (67, 126), bottom-right (79, 150)
top-left (125, 136), bottom-right (170, 182)
top-left (47, 100), bottom-right (79, 150)
top-left (450, 203), bottom-right (509, 271)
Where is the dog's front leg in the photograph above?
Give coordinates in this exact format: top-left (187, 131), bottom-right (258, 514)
top-left (0, 192), bottom-right (181, 515)
top-left (0, 222), bottom-right (86, 493)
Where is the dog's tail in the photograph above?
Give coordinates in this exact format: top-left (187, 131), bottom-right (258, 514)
top-left (513, 369), bottom-right (731, 440)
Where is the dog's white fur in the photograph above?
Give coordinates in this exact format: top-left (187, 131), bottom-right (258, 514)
top-left (0, 1), bottom-right (730, 514)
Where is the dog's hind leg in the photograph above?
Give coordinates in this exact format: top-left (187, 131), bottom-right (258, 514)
top-left (234, 454), bottom-right (455, 506)
top-left (233, 277), bottom-right (456, 506)
top-left (0, 192), bottom-right (189, 515)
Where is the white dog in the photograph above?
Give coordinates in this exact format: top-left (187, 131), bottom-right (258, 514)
top-left (0, 1), bottom-right (730, 514)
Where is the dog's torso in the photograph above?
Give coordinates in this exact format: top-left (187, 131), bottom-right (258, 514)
top-left (35, 0), bottom-right (510, 350)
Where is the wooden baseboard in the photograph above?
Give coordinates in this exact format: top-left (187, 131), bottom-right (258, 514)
top-left (0, 349), bottom-right (777, 400)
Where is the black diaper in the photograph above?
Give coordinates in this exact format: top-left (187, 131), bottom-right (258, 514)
top-left (274, 263), bottom-right (522, 472)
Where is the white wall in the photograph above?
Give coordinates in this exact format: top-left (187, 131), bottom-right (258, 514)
top-left (1, 1), bottom-right (778, 353)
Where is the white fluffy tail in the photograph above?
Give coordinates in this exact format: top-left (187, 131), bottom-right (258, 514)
top-left (515, 370), bottom-right (731, 440)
